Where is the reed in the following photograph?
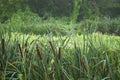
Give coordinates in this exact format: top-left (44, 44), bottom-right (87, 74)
top-left (1, 39), bottom-right (5, 56)
top-left (36, 44), bottom-right (42, 60)
top-left (80, 59), bottom-right (87, 72)
top-left (18, 44), bottom-right (23, 57)
top-left (57, 47), bottom-right (61, 60)
top-left (49, 41), bottom-right (56, 56)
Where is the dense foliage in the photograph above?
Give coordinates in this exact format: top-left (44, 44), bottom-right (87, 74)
top-left (0, 0), bottom-right (120, 22)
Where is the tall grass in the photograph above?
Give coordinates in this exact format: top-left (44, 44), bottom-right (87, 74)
top-left (0, 31), bottom-right (120, 80)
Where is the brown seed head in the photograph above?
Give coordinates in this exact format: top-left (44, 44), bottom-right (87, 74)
top-left (36, 44), bottom-right (42, 60)
top-left (58, 47), bottom-right (61, 60)
top-left (18, 44), bottom-right (23, 57)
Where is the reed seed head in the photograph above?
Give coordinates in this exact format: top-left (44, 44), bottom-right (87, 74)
top-left (18, 44), bottom-right (23, 57)
top-left (58, 47), bottom-right (61, 60)
top-left (36, 44), bottom-right (42, 60)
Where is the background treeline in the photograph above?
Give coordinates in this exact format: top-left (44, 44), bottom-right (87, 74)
top-left (0, 0), bottom-right (120, 23)
top-left (0, 0), bottom-right (120, 36)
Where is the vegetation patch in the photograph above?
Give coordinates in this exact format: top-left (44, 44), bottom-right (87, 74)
top-left (0, 32), bottom-right (120, 80)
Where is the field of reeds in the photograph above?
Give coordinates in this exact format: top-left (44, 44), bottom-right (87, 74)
top-left (0, 31), bottom-right (120, 80)
top-left (0, 11), bottom-right (120, 80)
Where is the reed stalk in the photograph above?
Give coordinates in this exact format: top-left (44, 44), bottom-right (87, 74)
top-left (49, 41), bottom-right (55, 56)
top-left (1, 39), bottom-right (5, 56)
